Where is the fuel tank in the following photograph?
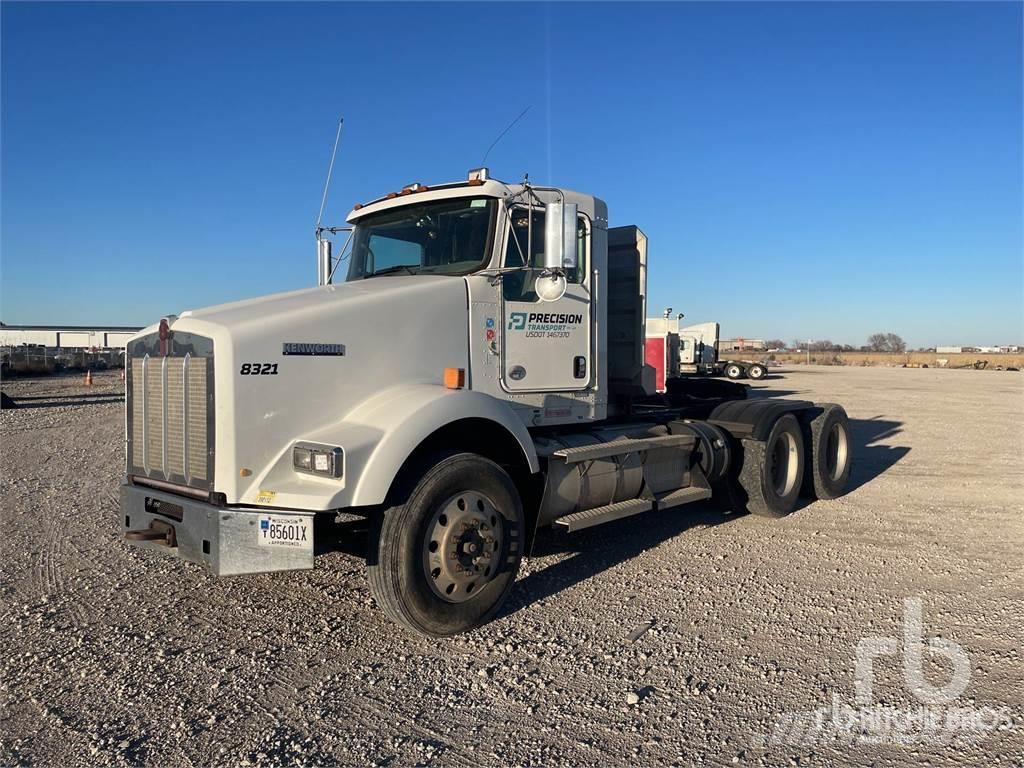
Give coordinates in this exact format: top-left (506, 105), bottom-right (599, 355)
top-left (533, 423), bottom-right (668, 527)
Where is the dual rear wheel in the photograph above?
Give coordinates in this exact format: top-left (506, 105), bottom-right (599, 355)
top-left (723, 363), bottom-right (767, 380)
top-left (723, 405), bottom-right (852, 518)
top-left (801, 403), bottom-right (852, 500)
top-left (747, 363), bottom-right (767, 380)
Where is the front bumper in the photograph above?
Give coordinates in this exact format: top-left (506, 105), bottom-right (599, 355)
top-left (120, 482), bottom-right (314, 576)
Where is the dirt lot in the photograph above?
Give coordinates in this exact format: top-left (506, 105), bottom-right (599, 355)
top-left (1, 366), bottom-right (1021, 767)
top-left (768, 351), bottom-right (1024, 369)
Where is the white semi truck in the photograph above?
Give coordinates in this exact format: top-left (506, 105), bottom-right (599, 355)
top-left (120, 169), bottom-right (852, 636)
top-left (646, 316), bottom-right (768, 385)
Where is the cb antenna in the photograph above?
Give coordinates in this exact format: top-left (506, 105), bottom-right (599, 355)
top-left (316, 116), bottom-right (345, 234)
top-left (481, 106), bottom-right (531, 167)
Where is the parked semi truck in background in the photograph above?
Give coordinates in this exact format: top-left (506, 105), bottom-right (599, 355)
top-left (646, 316), bottom-right (768, 392)
top-left (120, 168), bottom-right (852, 636)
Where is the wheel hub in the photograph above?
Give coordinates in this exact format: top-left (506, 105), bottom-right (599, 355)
top-left (768, 431), bottom-right (799, 497)
top-left (826, 422), bottom-right (849, 481)
top-left (423, 491), bottom-right (504, 603)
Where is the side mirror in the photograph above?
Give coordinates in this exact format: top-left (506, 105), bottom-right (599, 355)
top-left (543, 202), bottom-right (578, 272)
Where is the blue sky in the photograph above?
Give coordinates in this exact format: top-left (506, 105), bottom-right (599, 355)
top-left (2, 1), bottom-right (1021, 347)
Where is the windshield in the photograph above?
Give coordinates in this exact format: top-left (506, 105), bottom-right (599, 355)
top-left (345, 197), bottom-right (497, 280)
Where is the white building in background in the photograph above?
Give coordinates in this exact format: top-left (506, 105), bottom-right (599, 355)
top-left (0, 324), bottom-right (140, 349)
top-left (719, 338), bottom-right (767, 352)
top-left (935, 344), bottom-right (1020, 354)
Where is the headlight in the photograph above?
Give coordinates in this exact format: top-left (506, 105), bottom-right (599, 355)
top-left (292, 443), bottom-right (342, 478)
top-left (293, 447), bottom-right (313, 471)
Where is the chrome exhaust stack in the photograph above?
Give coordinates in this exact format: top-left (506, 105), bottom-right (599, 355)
top-left (317, 237), bottom-right (332, 286)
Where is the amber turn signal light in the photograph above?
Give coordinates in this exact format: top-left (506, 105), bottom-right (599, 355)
top-left (443, 368), bottom-right (465, 389)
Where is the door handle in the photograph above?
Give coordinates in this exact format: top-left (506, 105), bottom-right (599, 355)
top-left (573, 356), bottom-right (587, 379)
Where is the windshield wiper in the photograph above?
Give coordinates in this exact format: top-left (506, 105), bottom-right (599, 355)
top-left (366, 264), bottom-right (417, 278)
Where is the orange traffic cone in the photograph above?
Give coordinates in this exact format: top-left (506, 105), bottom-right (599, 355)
top-left (84, 370), bottom-right (93, 386)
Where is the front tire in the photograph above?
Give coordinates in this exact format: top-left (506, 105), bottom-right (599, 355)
top-left (368, 452), bottom-right (523, 637)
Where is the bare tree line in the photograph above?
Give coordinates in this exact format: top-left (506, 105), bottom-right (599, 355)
top-left (762, 333), bottom-right (908, 353)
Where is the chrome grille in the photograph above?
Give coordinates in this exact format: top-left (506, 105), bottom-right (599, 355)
top-left (126, 332), bottom-right (214, 490)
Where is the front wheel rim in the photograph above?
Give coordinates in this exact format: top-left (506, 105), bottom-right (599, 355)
top-left (422, 491), bottom-right (504, 603)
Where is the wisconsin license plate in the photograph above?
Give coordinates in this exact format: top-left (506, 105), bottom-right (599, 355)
top-left (257, 515), bottom-right (312, 550)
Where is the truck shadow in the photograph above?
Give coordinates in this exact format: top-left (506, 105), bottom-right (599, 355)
top-left (503, 502), bottom-right (732, 618)
top-left (744, 385), bottom-right (808, 399)
top-left (844, 415), bottom-right (909, 493)
top-left (746, 387), bottom-right (805, 398)
top-left (317, 414), bottom-right (910, 608)
top-left (502, 414), bottom-right (909, 618)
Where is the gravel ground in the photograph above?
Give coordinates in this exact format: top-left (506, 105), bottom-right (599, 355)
top-left (1, 366), bottom-right (1021, 767)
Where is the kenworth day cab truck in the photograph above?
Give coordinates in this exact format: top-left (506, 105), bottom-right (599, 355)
top-left (120, 168), bottom-right (853, 637)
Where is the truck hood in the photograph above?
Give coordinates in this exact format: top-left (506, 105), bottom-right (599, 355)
top-left (128, 274), bottom-right (472, 506)
top-left (173, 275), bottom-right (459, 334)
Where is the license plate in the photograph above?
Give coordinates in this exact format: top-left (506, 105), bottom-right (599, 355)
top-left (257, 515), bottom-right (311, 550)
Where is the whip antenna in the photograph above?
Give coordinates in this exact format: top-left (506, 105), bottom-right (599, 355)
top-left (316, 116), bottom-right (345, 232)
top-left (481, 106), bottom-right (531, 167)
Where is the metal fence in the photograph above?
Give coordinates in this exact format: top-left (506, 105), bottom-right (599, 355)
top-left (1, 346), bottom-right (125, 376)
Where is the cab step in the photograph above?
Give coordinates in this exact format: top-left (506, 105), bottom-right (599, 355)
top-left (653, 485), bottom-right (712, 509)
top-left (654, 466), bottom-right (711, 509)
top-left (554, 499), bottom-right (652, 532)
top-left (554, 467), bottom-right (713, 532)
top-left (551, 434), bottom-right (695, 464)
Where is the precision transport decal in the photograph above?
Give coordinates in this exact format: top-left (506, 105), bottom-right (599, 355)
top-left (507, 312), bottom-right (583, 339)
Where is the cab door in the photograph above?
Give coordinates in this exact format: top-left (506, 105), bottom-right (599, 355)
top-left (501, 206), bottom-right (591, 391)
top-left (679, 335), bottom-right (696, 365)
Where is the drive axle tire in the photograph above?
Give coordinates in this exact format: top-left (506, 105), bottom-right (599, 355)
top-left (368, 452), bottom-right (523, 637)
top-left (747, 364), bottom-right (767, 380)
top-left (725, 363), bottom-right (745, 380)
top-left (800, 404), bottom-right (852, 499)
top-left (734, 413), bottom-right (805, 518)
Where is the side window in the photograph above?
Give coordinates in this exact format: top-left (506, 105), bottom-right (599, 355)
top-left (502, 208), bottom-right (588, 302)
